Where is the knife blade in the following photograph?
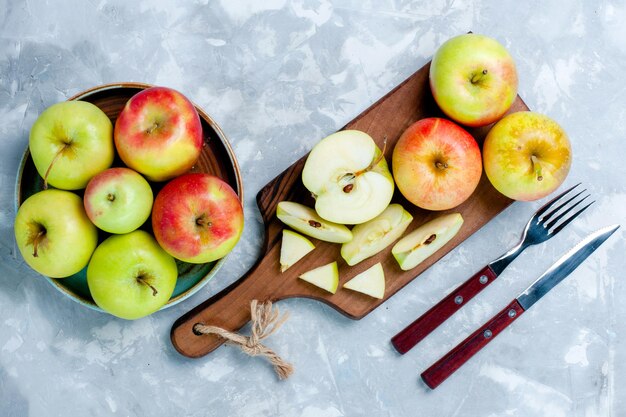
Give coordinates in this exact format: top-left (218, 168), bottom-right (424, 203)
top-left (420, 224), bottom-right (619, 389)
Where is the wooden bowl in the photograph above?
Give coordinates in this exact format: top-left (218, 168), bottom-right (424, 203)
top-left (14, 82), bottom-right (243, 313)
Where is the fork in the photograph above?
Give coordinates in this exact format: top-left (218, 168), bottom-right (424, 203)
top-left (391, 183), bottom-right (593, 354)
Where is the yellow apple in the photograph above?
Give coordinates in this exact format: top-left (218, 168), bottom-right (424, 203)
top-left (483, 111), bottom-right (571, 201)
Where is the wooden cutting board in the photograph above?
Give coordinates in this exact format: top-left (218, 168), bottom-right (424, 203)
top-left (171, 61), bottom-right (529, 358)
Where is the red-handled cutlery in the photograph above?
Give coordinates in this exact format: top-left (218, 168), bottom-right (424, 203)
top-left (392, 183), bottom-right (593, 354)
top-left (421, 224), bottom-right (619, 389)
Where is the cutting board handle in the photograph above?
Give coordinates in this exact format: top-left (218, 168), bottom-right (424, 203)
top-left (171, 261), bottom-right (274, 358)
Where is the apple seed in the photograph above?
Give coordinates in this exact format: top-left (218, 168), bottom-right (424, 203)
top-left (424, 234), bottom-right (437, 245)
top-left (308, 220), bottom-right (322, 228)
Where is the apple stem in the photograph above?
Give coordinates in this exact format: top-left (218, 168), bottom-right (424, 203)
top-left (107, 193), bottom-right (115, 202)
top-left (530, 155), bottom-right (543, 181)
top-left (43, 143), bottom-right (70, 190)
top-left (354, 136), bottom-right (388, 178)
top-left (32, 230), bottom-right (45, 258)
top-left (195, 216), bottom-right (212, 228)
top-left (342, 136), bottom-right (388, 194)
top-left (146, 121), bottom-right (161, 134)
top-left (471, 69), bottom-right (488, 84)
top-left (137, 276), bottom-right (159, 296)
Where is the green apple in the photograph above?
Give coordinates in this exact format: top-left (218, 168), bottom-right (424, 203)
top-left (298, 261), bottom-right (339, 294)
top-left (14, 189), bottom-right (98, 278)
top-left (430, 34), bottom-right (518, 127)
top-left (341, 204), bottom-right (413, 266)
top-left (392, 213), bottom-right (463, 271)
top-left (84, 167), bottom-right (153, 234)
top-left (280, 230), bottom-right (315, 272)
top-left (302, 130), bottom-right (394, 224)
top-left (87, 230), bottom-right (178, 320)
top-left (29, 101), bottom-right (114, 190)
top-left (276, 201), bottom-right (352, 243)
top-left (483, 111), bottom-right (572, 201)
top-left (343, 262), bottom-right (385, 299)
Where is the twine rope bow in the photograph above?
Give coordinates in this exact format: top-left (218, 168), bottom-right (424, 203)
top-left (193, 300), bottom-right (294, 380)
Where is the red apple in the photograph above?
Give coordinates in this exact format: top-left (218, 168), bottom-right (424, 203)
top-left (392, 118), bottom-right (482, 211)
top-left (483, 111), bottom-right (571, 201)
top-left (429, 34), bottom-right (518, 127)
top-left (114, 86), bottom-right (203, 182)
top-left (151, 173), bottom-right (244, 264)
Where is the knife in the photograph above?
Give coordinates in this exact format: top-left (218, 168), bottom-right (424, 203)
top-left (420, 224), bottom-right (619, 389)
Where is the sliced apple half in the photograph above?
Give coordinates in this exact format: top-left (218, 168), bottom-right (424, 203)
top-left (341, 203), bottom-right (413, 266)
top-left (302, 130), bottom-right (394, 225)
top-left (298, 261), bottom-right (339, 294)
top-left (392, 213), bottom-right (464, 271)
top-left (343, 262), bottom-right (385, 299)
top-left (280, 230), bottom-right (315, 272)
top-left (276, 201), bottom-right (352, 243)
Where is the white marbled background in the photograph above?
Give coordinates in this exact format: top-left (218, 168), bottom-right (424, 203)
top-left (1, 1), bottom-right (626, 416)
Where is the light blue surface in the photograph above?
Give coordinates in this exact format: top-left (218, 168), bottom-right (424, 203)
top-left (1, 1), bottom-right (625, 416)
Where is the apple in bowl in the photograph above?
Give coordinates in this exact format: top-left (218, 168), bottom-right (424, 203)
top-left (152, 173), bottom-right (244, 263)
top-left (87, 230), bottom-right (178, 320)
top-left (14, 189), bottom-right (98, 278)
top-left (483, 111), bottom-right (571, 201)
top-left (430, 33), bottom-right (518, 127)
top-left (84, 167), bottom-right (153, 234)
top-left (392, 118), bottom-right (482, 211)
top-left (29, 101), bottom-right (114, 190)
top-left (114, 86), bottom-right (203, 182)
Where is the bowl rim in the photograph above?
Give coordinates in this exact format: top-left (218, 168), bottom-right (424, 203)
top-left (14, 82), bottom-right (244, 313)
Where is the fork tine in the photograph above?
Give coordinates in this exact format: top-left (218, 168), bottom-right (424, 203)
top-left (549, 201), bottom-right (595, 235)
top-left (540, 188), bottom-right (587, 223)
top-left (535, 183), bottom-right (582, 219)
top-left (544, 194), bottom-right (590, 229)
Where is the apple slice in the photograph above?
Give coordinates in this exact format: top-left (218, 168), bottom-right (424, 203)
top-left (298, 262), bottom-right (339, 294)
top-left (276, 201), bottom-right (352, 243)
top-left (392, 213), bottom-right (464, 271)
top-left (302, 130), bottom-right (394, 225)
top-left (280, 230), bottom-right (315, 272)
top-left (341, 204), bottom-right (413, 266)
top-left (343, 262), bottom-right (385, 299)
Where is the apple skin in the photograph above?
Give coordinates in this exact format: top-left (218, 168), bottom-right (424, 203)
top-left (29, 101), bottom-right (114, 190)
top-left (84, 167), bottom-right (154, 234)
top-left (430, 34), bottom-right (518, 127)
top-left (392, 118), bottom-right (482, 211)
top-left (87, 230), bottom-right (178, 320)
top-left (483, 111), bottom-right (572, 201)
top-left (14, 189), bottom-right (98, 278)
top-left (114, 86), bottom-right (203, 182)
top-left (151, 173), bottom-right (244, 263)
